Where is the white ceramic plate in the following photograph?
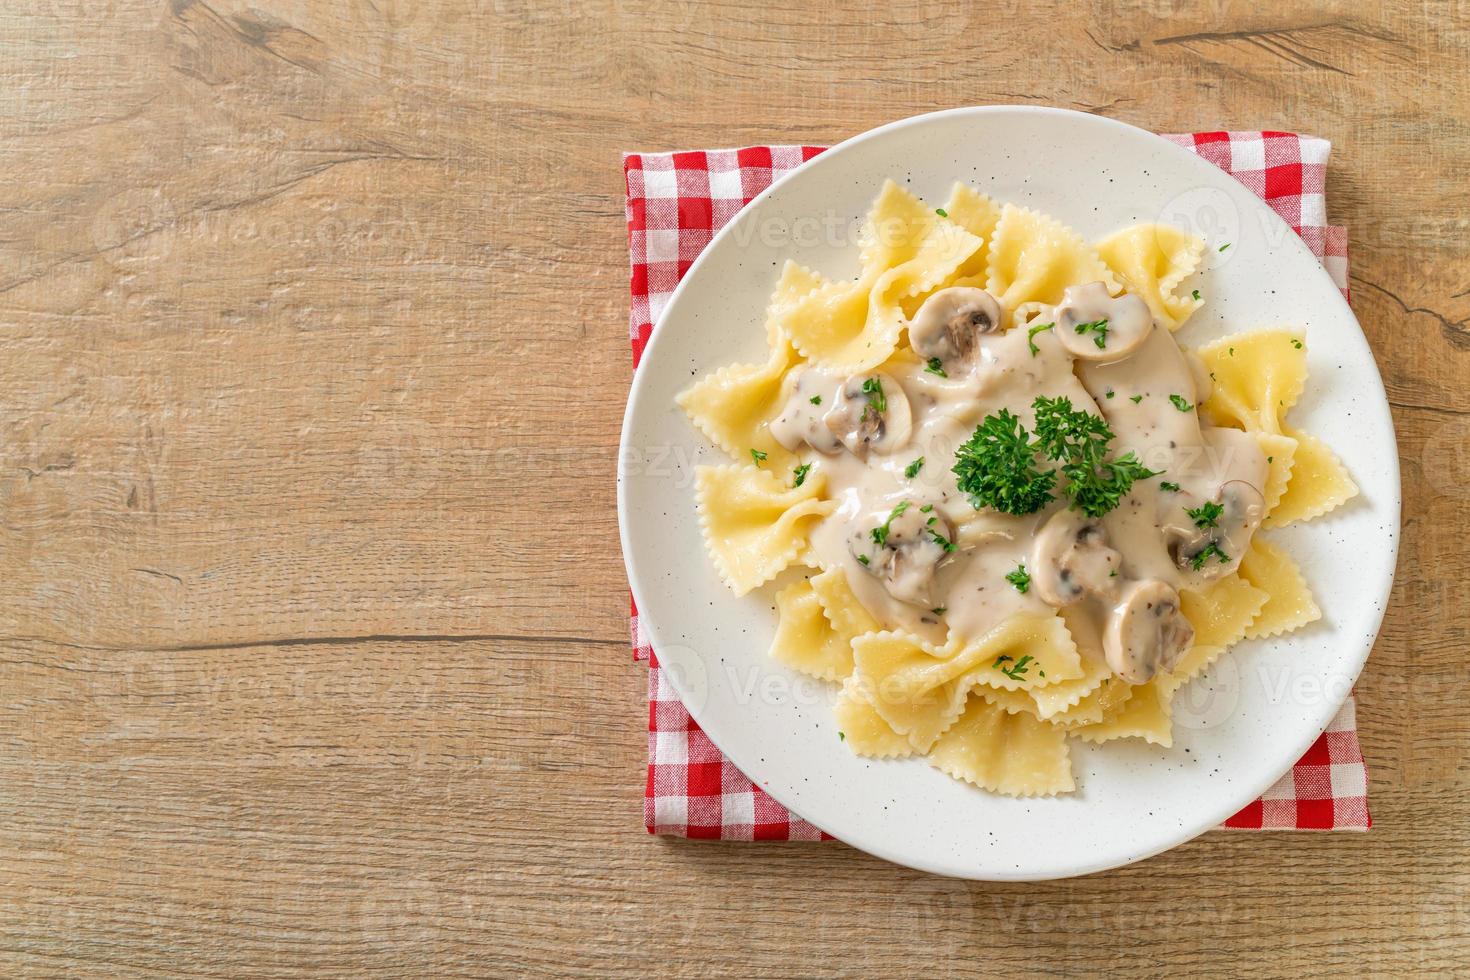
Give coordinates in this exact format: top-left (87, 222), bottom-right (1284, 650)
top-left (618, 107), bottom-right (1399, 880)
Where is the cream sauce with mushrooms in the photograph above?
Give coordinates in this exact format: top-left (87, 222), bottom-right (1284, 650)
top-left (768, 283), bottom-right (1269, 683)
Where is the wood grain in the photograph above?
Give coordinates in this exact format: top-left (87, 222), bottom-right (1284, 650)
top-left (0, 0), bottom-right (1466, 975)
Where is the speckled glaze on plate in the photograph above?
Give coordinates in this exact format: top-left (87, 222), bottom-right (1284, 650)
top-left (617, 107), bottom-right (1399, 880)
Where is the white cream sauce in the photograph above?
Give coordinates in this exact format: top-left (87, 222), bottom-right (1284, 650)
top-left (770, 283), bottom-right (1269, 682)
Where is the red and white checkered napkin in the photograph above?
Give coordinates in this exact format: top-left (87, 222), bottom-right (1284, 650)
top-left (624, 132), bottom-right (1369, 840)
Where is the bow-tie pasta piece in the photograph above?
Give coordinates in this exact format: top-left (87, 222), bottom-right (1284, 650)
top-left (1267, 428), bottom-right (1358, 526)
top-left (1073, 677), bottom-right (1175, 748)
top-left (928, 695), bottom-right (1075, 797)
top-left (833, 676), bottom-right (918, 759)
top-left (768, 567), bottom-right (878, 683)
top-left (1197, 329), bottom-right (1307, 434)
top-left (777, 181), bottom-right (983, 372)
top-left (1095, 223), bottom-right (1206, 330)
top-left (985, 203), bottom-right (1121, 309)
top-left (678, 342), bottom-right (798, 470)
top-left (1238, 537), bottom-right (1322, 639)
top-left (693, 464), bottom-right (834, 596)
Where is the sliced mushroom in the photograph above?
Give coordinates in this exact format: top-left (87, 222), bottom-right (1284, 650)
top-left (769, 366), bottom-right (843, 454)
top-left (1104, 579), bottom-right (1195, 683)
top-left (853, 501), bottom-right (953, 606)
top-left (1030, 509), bottom-right (1123, 607)
top-left (907, 287), bottom-right (1004, 369)
top-left (824, 371), bottom-right (912, 458)
top-left (1054, 281), bottom-right (1153, 362)
top-left (1165, 479), bottom-right (1266, 580)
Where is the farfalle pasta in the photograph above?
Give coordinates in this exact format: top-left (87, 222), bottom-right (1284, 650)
top-left (681, 180), bottom-right (1357, 796)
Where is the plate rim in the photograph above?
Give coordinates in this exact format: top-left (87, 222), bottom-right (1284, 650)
top-left (617, 105), bottom-right (1401, 879)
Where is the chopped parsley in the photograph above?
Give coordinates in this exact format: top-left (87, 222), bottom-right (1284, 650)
top-left (905, 456), bottom-right (925, 478)
top-left (1105, 388), bottom-right (1115, 399)
top-left (809, 394), bottom-right (822, 405)
top-left (1159, 481), bottom-right (1181, 492)
top-left (1187, 500), bottom-right (1225, 528)
top-left (861, 377), bottom-right (887, 413)
top-left (1218, 242), bottom-right (1231, 252)
top-left (749, 448), bottom-right (767, 465)
top-left (1005, 564), bottom-right (1031, 593)
top-left (1192, 289), bottom-right (1201, 301)
top-left (870, 501), bottom-right (911, 548)
top-left (1291, 338), bottom-right (1304, 350)
top-left (935, 207), bottom-right (948, 217)
top-left (1169, 394), bottom-right (1194, 412)
top-left (927, 527), bottom-right (956, 553)
top-left (924, 356), bottom-right (948, 378)
top-left (1032, 396), bottom-right (1160, 518)
top-left (994, 654), bottom-right (1034, 681)
top-left (857, 554), bottom-right (870, 566)
top-left (952, 408), bottom-right (1057, 515)
top-left (1026, 321), bottom-right (1055, 356)
top-left (953, 397), bottom-right (1158, 519)
top-left (1228, 346), bottom-right (1235, 356)
top-left (919, 503), bottom-right (934, 512)
top-left (1073, 317), bottom-right (1110, 349)
top-left (838, 731), bottom-right (846, 741)
top-left (1189, 541), bottom-right (1231, 570)
top-left (931, 606), bottom-right (946, 616)
top-left (792, 462), bottom-right (812, 488)
top-left (1130, 394), bottom-right (1144, 404)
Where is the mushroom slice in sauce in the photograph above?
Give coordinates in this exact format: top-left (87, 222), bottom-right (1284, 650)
top-left (824, 371), bottom-right (912, 459)
top-left (769, 366), bottom-right (844, 454)
top-left (853, 502), bottom-right (954, 607)
top-left (1054, 281), bottom-right (1153, 362)
top-left (1104, 579), bottom-right (1195, 684)
top-left (1165, 479), bottom-right (1266, 580)
top-left (1030, 508), bottom-right (1123, 607)
top-left (906, 287), bottom-right (1005, 370)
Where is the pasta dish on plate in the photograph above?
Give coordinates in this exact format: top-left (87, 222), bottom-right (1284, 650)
top-left (677, 179), bottom-right (1357, 796)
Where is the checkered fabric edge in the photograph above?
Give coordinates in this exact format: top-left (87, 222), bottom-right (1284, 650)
top-left (625, 130), bottom-right (1368, 839)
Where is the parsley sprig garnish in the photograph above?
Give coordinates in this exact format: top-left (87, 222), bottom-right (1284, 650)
top-left (1005, 564), bottom-right (1031, 593)
top-left (1189, 541), bottom-right (1231, 570)
top-left (1026, 321), bottom-right (1055, 356)
top-left (1032, 396), bottom-right (1160, 518)
top-left (953, 397), bottom-right (1158, 518)
top-left (1186, 500), bottom-right (1224, 528)
top-left (952, 409), bottom-right (1057, 515)
top-left (870, 501), bottom-right (910, 548)
top-left (1073, 318), bottom-right (1109, 349)
top-left (861, 377), bottom-right (886, 413)
top-left (994, 654), bottom-right (1034, 680)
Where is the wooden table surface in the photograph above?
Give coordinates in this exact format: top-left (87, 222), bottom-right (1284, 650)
top-left (2, 1), bottom-right (1467, 976)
